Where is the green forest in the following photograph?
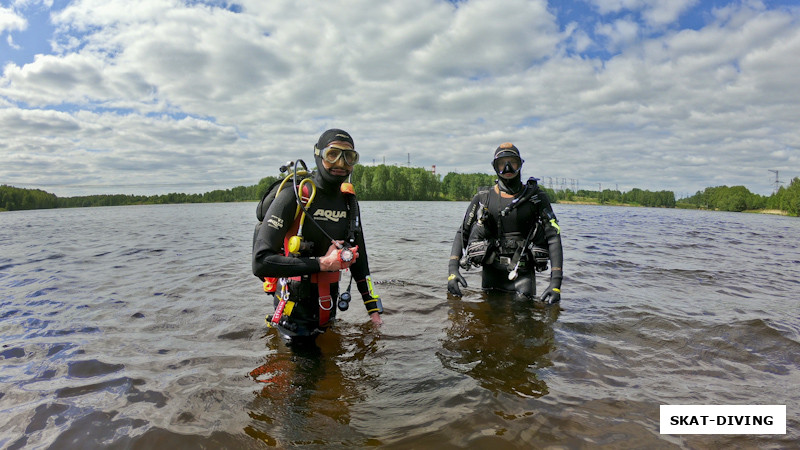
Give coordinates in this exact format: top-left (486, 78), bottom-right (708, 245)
top-left (2, 165), bottom-right (799, 216)
top-left (552, 187), bottom-right (677, 208)
top-left (677, 182), bottom-right (800, 216)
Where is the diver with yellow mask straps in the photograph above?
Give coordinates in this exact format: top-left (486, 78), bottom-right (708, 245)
top-left (252, 129), bottom-right (383, 345)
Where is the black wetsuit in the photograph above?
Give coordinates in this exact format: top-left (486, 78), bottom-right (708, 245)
top-left (252, 171), bottom-right (376, 337)
top-left (449, 179), bottom-right (563, 300)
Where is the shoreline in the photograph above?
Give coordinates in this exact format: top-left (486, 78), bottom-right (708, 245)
top-left (745, 209), bottom-right (788, 216)
top-left (556, 201), bottom-right (791, 216)
top-left (2, 200), bottom-right (794, 217)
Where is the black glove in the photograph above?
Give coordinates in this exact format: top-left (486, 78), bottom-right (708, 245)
top-left (447, 270), bottom-right (467, 296)
top-left (540, 281), bottom-right (561, 304)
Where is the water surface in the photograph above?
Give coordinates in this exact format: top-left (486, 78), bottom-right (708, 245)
top-left (1, 202), bottom-right (798, 448)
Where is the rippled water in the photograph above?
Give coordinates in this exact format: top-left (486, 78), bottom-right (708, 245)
top-left (1, 202), bottom-right (798, 449)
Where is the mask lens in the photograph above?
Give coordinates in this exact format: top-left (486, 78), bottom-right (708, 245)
top-left (323, 147), bottom-right (343, 164)
top-left (321, 146), bottom-right (359, 166)
top-left (342, 149), bottom-right (359, 165)
top-left (493, 156), bottom-right (521, 173)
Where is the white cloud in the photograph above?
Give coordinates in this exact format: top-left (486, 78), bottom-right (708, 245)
top-left (7, 34), bottom-right (20, 49)
top-left (0, 0), bottom-right (798, 196)
top-left (563, 22), bottom-right (594, 53)
top-left (0, 5), bottom-right (27, 33)
top-left (595, 17), bottom-right (639, 50)
top-left (409, 0), bottom-right (559, 77)
top-left (590, 0), bottom-right (645, 15)
top-left (643, 0), bottom-right (697, 27)
top-left (589, 0), bottom-right (698, 27)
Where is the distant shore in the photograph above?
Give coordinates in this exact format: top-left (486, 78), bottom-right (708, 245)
top-left (558, 200), bottom-right (790, 216)
top-left (746, 209), bottom-right (788, 216)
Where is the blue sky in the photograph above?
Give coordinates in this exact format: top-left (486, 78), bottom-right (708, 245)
top-left (1, 0), bottom-right (798, 196)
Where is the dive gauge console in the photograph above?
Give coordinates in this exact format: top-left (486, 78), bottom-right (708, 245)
top-left (338, 247), bottom-right (354, 263)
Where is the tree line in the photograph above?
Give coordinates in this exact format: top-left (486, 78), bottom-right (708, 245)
top-left (351, 165), bottom-right (443, 200)
top-left (766, 178), bottom-right (800, 215)
top-left (0, 183), bottom-right (274, 211)
top-left (553, 187), bottom-right (677, 208)
top-left (3, 171), bottom-right (799, 216)
top-left (678, 178), bottom-right (800, 215)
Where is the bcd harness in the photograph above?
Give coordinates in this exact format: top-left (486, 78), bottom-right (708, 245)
top-left (461, 177), bottom-right (554, 275)
top-left (255, 160), bottom-right (363, 331)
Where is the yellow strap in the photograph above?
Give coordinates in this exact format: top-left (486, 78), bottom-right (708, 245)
top-left (448, 274), bottom-right (456, 281)
top-left (365, 275), bottom-right (378, 298)
top-left (549, 218), bottom-right (561, 235)
top-left (552, 288), bottom-right (561, 293)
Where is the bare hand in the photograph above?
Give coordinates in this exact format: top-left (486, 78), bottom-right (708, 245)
top-left (318, 240), bottom-right (359, 272)
top-left (369, 312), bottom-right (383, 327)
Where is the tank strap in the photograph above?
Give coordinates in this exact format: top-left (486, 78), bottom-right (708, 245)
top-left (343, 191), bottom-right (359, 246)
top-left (488, 185), bottom-right (505, 242)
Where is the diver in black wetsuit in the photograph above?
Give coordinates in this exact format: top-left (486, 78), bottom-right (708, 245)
top-left (447, 143), bottom-right (563, 304)
top-left (252, 129), bottom-right (383, 343)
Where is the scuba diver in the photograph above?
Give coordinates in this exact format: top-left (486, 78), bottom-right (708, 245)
top-left (447, 143), bottom-right (563, 304)
top-left (252, 129), bottom-right (383, 345)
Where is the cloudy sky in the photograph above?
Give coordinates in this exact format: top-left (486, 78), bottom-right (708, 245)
top-left (1, 0), bottom-right (798, 197)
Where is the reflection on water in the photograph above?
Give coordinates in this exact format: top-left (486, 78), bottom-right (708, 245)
top-left (245, 324), bottom-right (383, 447)
top-left (1, 202), bottom-right (798, 448)
top-left (439, 292), bottom-right (559, 399)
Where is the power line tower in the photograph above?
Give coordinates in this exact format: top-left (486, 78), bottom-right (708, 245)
top-left (768, 169), bottom-right (782, 193)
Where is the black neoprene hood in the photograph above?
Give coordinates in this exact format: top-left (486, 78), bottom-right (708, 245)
top-left (493, 142), bottom-right (520, 159)
top-left (314, 128), bottom-right (354, 187)
top-left (316, 129), bottom-right (354, 150)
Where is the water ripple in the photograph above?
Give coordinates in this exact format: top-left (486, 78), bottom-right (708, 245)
top-left (0, 203), bottom-right (797, 448)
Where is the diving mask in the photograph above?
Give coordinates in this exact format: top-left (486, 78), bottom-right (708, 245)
top-left (315, 145), bottom-right (360, 166)
top-left (493, 155), bottom-right (523, 175)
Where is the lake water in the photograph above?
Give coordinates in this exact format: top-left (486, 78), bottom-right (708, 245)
top-left (1, 202), bottom-right (798, 449)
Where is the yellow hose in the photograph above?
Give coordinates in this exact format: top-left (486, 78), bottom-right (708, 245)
top-left (296, 177), bottom-right (317, 233)
top-left (282, 169), bottom-right (316, 255)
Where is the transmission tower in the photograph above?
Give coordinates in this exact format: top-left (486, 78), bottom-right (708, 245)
top-left (768, 169), bottom-right (782, 193)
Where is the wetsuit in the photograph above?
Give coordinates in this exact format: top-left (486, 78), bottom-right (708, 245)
top-left (252, 170), bottom-right (379, 339)
top-left (449, 179), bottom-right (563, 301)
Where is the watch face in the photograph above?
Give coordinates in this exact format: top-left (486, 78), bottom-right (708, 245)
top-left (340, 248), bottom-right (353, 262)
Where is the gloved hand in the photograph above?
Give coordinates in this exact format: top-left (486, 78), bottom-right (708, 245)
top-left (447, 270), bottom-right (467, 296)
top-left (540, 282), bottom-right (561, 304)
